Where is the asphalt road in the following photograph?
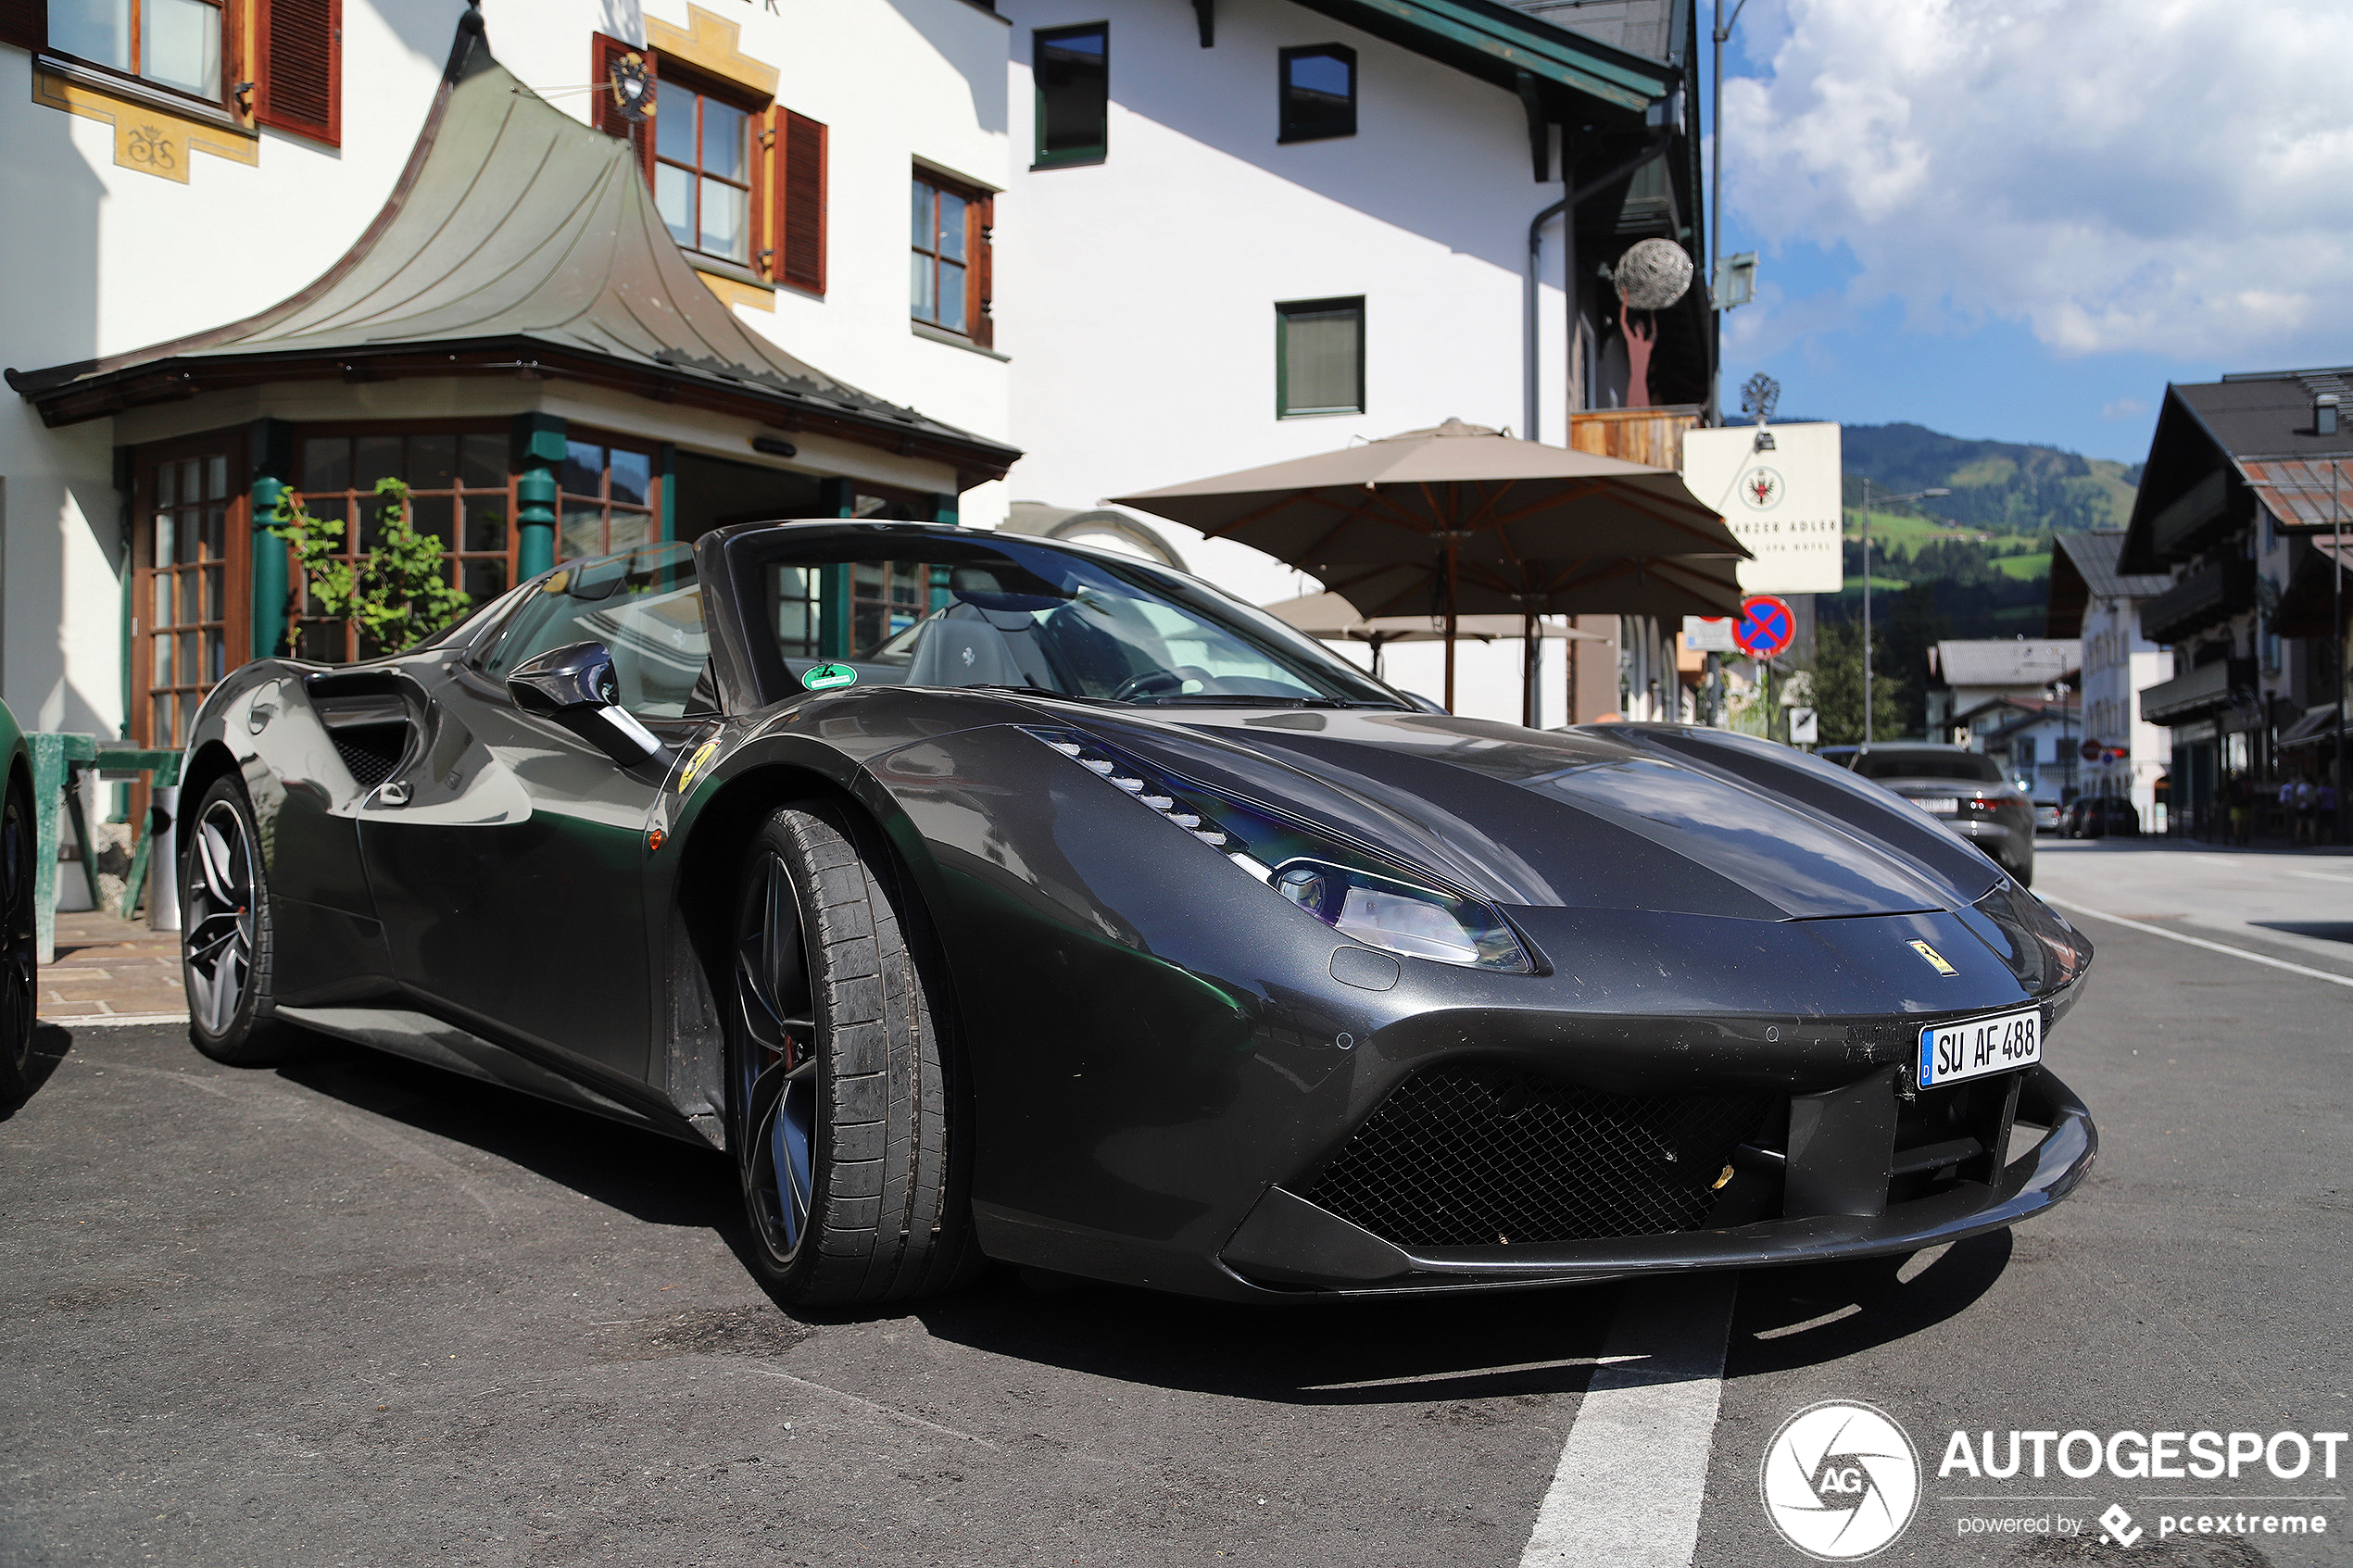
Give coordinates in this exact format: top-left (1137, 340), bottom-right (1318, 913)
top-left (3, 840), bottom-right (2346, 1568)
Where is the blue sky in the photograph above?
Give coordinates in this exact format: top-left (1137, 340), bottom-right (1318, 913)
top-left (1702, 0), bottom-right (2353, 465)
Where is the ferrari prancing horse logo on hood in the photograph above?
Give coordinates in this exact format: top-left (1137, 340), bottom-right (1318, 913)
top-left (1908, 940), bottom-right (1957, 976)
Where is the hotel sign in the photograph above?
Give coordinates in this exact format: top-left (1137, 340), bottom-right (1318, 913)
top-left (1682, 421), bottom-right (1844, 596)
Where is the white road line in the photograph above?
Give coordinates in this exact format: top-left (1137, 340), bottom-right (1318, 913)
top-left (39, 1011), bottom-right (190, 1028)
top-left (2041, 896), bottom-right (2353, 990)
top-left (1520, 1274), bottom-right (1736, 1568)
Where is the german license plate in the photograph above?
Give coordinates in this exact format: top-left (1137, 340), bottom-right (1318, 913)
top-left (1918, 1006), bottom-right (2041, 1088)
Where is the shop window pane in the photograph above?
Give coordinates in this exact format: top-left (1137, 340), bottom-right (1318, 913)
top-left (142, 0), bottom-right (220, 100)
top-left (355, 434), bottom-right (402, 489)
top-left (203, 566), bottom-right (223, 621)
top-left (154, 515), bottom-right (175, 568)
top-left (155, 463), bottom-right (178, 508)
top-left (700, 177), bottom-right (748, 262)
top-left (937, 193), bottom-right (966, 262)
top-left (459, 433), bottom-right (506, 489)
top-left (155, 573), bottom-right (174, 627)
top-left (656, 164), bottom-right (695, 250)
top-left (153, 633), bottom-right (172, 684)
top-left (411, 433), bottom-right (458, 492)
top-left (609, 449), bottom-right (651, 508)
top-left (608, 512), bottom-right (652, 552)
top-left (205, 452), bottom-right (228, 499)
top-left (51, 0), bottom-right (132, 70)
top-left (301, 438), bottom-right (351, 494)
top-left (460, 559), bottom-right (509, 601)
top-left (656, 80), bottom-right (696, 164)
top-left (175, 516), bottom-right (199, 565)
top-left (207, 632), bottom-right (225, 682)
top-left (463, 498), bottom-right (509, 553)
top-left (937, 261), bottom-right (965, 332)
top-left (561, 441), bottom-right (606, 497)
top-left (1036, 26), bottom-right (1108, 164)
top-left (359, 498), bottom-right (387, 553)
top-left (853, 602), bottom-right (884, 654)
top-left (202, 504), bottom-right (225, 558)
top-left (409, 494), bottom-right (455, 550)
top-left (179, 460), bottom-right (201, 508)
top-left (179, 631), bottom-right (199, 681)
top-left (561, 507), bottom-right (604, 558)
top-left (153, 695), bottom-right (173, 747)
top-left (703, 99), bottom-right (748, 182)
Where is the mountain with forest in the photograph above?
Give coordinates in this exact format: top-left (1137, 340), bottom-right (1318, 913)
top-left (1837, 422), bottom-right (2141, 537)
top-left (1801, 422), bottom-right (2142, 740)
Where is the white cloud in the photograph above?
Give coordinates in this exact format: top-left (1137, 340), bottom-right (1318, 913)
top-left (1724, 0), bottom-right (2353, 359)
top-left (2102, 397), bottom-right (2148, 420)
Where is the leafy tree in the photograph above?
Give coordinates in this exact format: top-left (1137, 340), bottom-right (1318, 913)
top-left (269, 478), bottom-right (470, 659)
top-left (1804, 618), bottom-right (1906, 746)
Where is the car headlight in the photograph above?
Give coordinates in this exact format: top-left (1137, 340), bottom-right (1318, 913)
top-left (1025, 726), bottom-right (1534, 972)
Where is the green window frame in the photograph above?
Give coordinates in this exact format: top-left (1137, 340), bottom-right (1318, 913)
top-left (1033, 23), bottom-right (1108, 169)
top-left (1278, 45), bottom-right (1355, 143)
top-left (1276, 296), bottom-right (1365, 418)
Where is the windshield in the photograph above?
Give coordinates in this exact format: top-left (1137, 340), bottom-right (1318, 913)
top-left (1852, 748), bottom-right (2005, 784)
top-left (750, 533), bottom-right (1406, 709)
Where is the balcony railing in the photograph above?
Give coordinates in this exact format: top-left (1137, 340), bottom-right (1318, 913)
top-left (2139, 558), bottom-right (2254, 646)
top-left (2140, 658), bottom-right (2254, 725)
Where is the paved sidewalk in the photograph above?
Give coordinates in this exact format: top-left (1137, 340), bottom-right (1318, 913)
top-left (40, 910), bottom-right (186, 1024)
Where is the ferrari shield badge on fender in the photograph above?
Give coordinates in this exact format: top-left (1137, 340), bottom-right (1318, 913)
top-left (675, 738), bottom-right (721, 795)
top-left (801, 663), bottom-right (858, 692)
top-left (1908, 939), bottom-right (1958, 976)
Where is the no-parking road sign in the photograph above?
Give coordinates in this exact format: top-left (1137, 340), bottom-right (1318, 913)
top-left (1735, 595), bottom-right (1795, 659)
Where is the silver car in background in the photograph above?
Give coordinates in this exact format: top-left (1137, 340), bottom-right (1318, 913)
top-left (1818, 744), bottom-right (2036, 886)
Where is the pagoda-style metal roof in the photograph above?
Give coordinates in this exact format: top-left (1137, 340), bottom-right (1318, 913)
top-left (6, 13), bottom-right (1018, 484)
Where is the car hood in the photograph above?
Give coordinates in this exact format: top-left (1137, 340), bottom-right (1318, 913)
top-left (1079, 709), bottom-right (2009, 922)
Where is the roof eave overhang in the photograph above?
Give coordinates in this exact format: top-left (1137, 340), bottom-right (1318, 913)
top-left (1284, 0), bottom-right (1679, 117)
top-left (11, 339), bottom-right (1021, 486)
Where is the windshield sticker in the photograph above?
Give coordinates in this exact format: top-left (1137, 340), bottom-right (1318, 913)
top-left (675, 738), bottom-right (721, 795)
top-left (801, 663), bottom-right (858, 692)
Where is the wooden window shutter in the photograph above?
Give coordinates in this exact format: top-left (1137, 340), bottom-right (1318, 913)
top-left (591, 32), bottom-right (657, 184)
top-left (776, 110), bottom-right (826, 295)
top-left (970, 194), bottom-right (994, 349)
top-left (256, 0), bottom-right (341, 146)
top-left (0, 0), bottom-right (45, 53)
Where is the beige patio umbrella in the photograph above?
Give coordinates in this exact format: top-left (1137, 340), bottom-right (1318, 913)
top-left (1112, 420), bottom-right (1747, 710)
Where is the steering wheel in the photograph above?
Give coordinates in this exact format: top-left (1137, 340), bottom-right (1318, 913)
top-left (1111, 666), bottom-right (1214, 703)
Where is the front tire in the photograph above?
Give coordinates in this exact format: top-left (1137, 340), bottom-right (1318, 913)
top-left (1, 781), bottom-right (37, 1106)
top-left (182, 777), bottom-right (290, 1064)
top-left (726, 800), bottom-right (975, 1305)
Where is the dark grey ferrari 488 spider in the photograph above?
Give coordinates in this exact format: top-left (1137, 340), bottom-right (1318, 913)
top-left (176, 521), bottom-right (2096, 1305)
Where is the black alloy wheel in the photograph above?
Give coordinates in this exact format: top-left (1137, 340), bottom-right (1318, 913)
top-left (0, 782), bottom-right (36, 1106)
top-left (726, 800), bottom-right (975, 1305)
top-left (182, 778), bottom-right (288, 1064)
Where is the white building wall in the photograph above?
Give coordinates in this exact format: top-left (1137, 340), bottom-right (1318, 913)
top-left (1, 0), bottom-right (1015, 729)
top-left (2077, 595), bottom-right (2171, 824)
top-left (993, 0), bottom-right (1567, 718)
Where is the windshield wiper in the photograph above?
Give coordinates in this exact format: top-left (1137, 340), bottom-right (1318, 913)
top-left (969, 684), bottom-right (1108, 705)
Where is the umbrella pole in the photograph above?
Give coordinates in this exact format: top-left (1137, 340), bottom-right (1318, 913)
top-left (1521, 610), bottom-right (1538, 727)
top-left (1443, 536), bottom-right (1459, 712)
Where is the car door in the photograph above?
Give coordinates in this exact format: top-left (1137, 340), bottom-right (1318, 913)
top-left (357, 546), bottom-right (716, 1083)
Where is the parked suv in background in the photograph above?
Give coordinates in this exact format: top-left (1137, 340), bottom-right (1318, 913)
top-left (1819, 744), bottom-right (2036, 885)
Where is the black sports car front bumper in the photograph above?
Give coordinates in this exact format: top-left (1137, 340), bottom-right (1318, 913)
top-left (1216, 1064), bottom-right (2095, 1298)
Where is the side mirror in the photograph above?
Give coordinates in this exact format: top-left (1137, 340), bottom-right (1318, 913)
top-left (507, 641), bottom-right (671, 769)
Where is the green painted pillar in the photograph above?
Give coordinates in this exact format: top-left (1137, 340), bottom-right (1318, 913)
top-left (248, 419), bottom-right (295, 660)
top-left (931, 493), bottom-right (960, 526)
top-left (513, 411), bottom-right (566, 578)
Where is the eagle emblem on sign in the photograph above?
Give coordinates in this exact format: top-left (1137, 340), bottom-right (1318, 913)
top-left (1739, 466), bottom-right (1785, 509)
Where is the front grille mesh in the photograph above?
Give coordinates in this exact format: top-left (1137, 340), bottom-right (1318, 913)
top-left (1302, 1069), bottom-right (1775, 1248)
